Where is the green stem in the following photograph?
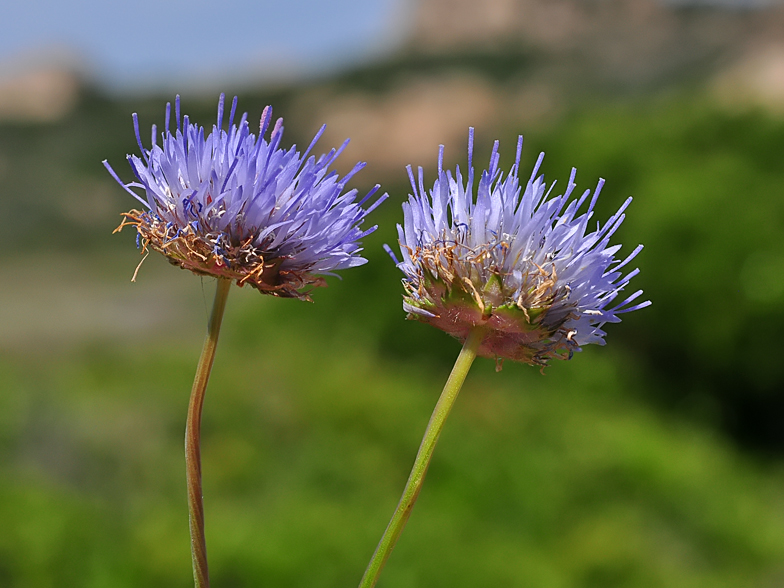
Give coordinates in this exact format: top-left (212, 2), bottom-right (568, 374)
top-left (358, 326), bottom-right (485, 588)
top-left (185, 277), bottom-right (231, 588)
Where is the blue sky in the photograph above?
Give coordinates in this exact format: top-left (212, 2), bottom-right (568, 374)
top-left (0, 0), bottom-right (410, 92)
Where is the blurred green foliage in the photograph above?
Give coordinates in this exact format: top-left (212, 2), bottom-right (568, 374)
top-left (534, 99), bottom-right (784, 447)
top-left (2, 304), bottom-right (784, 587)
top-left (1, 76), bottom-right (783, 587)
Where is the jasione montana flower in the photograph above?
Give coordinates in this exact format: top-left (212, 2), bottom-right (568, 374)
top-left (105, 94), bottom-right (386, 299)
top-left (385, 129), bottom-right (650, 367)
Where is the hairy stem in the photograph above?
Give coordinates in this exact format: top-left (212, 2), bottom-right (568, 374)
top-left (358, 326), bottom-right (485, 588)
top-left (185, 277), bottom-right (231, 588)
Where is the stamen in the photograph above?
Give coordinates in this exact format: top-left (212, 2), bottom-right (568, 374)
top-left (131, 251), bottom-right (150, 282)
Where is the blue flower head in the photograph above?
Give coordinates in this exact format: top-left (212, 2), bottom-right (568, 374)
top-left (385, 129), bottom-right (650, 367)
top-left (105, 94), bottom-right (387, 300)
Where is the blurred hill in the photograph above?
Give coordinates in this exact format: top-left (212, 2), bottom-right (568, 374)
top-left (5, 0), bottom-right (784, 128)
top-left (318, 0), bottom-right (784, 164)
top-left (409, 0), bottom-right (784, 88)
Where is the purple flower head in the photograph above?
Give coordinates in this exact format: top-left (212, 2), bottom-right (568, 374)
top-left (105, 94), bottom-right (387, 300)
top-left (385, 129), bottom-right (650, 367)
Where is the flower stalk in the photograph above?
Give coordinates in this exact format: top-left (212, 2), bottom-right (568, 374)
top-left (185, 277), bottom-right (231, 588)
top-left (108, 95), bottom-right (386, 588)
top-left (358, 326), bottom-right (485, 588)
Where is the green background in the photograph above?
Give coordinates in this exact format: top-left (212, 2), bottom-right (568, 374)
top-left (1, 58), bottom-right (784, 587)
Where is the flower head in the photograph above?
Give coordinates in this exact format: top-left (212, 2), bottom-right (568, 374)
top-left (386, 129), bottom-right (650, 367)
top-left (105, 94), bottom-right (386, 300)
